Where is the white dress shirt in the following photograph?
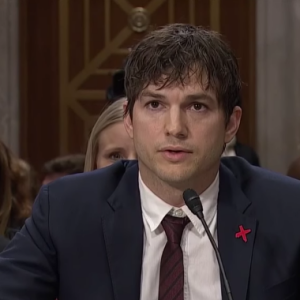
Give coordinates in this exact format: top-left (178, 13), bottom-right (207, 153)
top-left (139, 173), bottom-right (222, 300)
top-left (222, 136), bottom-right (237, 157)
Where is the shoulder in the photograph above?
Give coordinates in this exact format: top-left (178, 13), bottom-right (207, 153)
top-left (42, 160), bottom-right (138, 207)
top-left (221, 157), bottom-right (300, 225)
top-left (0, 236), bottom-right (9, 253)
top-left (221, 156), bottom-right (300, 197)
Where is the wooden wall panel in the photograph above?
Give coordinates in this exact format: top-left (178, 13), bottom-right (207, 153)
top-left (19, 0), bottom-right (60, 172)
top-left (220, 0), bottom-right (256, 147)
top-left (20, 0), bottom-right (256, 172)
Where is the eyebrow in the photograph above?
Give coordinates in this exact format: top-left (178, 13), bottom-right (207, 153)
top-left (140, 91), bottom-right (166, 100)
top-left (140, 91), bottom-right (215, 102)
top-left (185, 93), bottom-right (215, 102)
top-left (102, 146), bottom-right (125, 152)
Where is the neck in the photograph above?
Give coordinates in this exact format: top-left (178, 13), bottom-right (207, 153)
top-left (138, 162), bottom-right (219, 207)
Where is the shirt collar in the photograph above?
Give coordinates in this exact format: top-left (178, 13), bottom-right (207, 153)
top-left (139, 172), bottom-right (219, 232)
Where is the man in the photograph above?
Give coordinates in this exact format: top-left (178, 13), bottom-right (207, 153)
top-left (41, 154), bottom-right (85, 185)
top-left (0, 24), bottom-right (299, 300)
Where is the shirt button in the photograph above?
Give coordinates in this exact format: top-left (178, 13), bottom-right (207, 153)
top-left (175, 209), bottom-right (184, 217)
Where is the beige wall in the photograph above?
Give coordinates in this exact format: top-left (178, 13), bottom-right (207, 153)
top-left (0, 0), bottom-right (19, 154)
top-left (256, 0), bottom-right (300, 173)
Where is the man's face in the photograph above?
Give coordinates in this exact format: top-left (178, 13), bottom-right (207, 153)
top-left (124, 77), bottom-right (241, 189)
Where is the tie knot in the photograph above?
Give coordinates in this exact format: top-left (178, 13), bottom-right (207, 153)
top-left (161, 214), bottom-right (190, 244)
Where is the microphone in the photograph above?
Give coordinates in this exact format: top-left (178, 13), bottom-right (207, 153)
top-left (183, 188), bottom-right (233, 300)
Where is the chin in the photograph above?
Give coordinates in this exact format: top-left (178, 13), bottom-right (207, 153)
top-left (156, 168), bottom-right (193, 185)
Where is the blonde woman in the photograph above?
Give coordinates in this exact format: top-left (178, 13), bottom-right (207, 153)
top-left (84, 98), bottom-right (136, 171)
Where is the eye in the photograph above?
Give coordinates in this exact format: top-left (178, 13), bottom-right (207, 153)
top-left (146, 101), bottom-right (161, 109)
top-left (109, 153), bottom-right (122, 161)
top-left (191, 103), bottom-right (206, 111)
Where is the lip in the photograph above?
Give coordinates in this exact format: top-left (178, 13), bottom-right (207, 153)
top-left (159, 146), bottom-right (192, 153)
top-left (159, 147), bottom-right (192, 162)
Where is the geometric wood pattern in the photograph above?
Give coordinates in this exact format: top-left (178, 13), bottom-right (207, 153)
top-left (58, 0), bottom-right (218, 154)
top-left (20, 0), bottom-right (256, 172)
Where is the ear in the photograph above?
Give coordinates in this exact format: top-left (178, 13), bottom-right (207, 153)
top-left (224, 106), bottom-right (242, 143)
top-left (123, 101), bottom-right (134, 139)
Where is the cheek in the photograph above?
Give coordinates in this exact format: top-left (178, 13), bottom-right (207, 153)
top-left (96, 152), bottom-right (107, 169)
top-left (203, 130), bottom-right (225, 151)
top-left (193, 120), bottom-right (225, 150)
top-left (97, 159), bottom-right (112, 169)
top-left (201, 116), bottom-right (226, 137)
top-left (132, 122), bottom-right (146, 140)
top-left (95, 155), bottom-right (102, 169)
top-left (133, 116), bottom-right (160, 138)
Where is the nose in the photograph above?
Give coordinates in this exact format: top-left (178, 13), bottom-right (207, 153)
top-left (165, 107), bottom-right (188, 139)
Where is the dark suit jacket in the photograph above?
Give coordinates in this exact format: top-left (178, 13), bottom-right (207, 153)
top-left (234, 142), bottom-right (260, 167)
top-left (0, 157), bottom-right (300, 300)
top-left (0, 236), bottom-right (9, 253)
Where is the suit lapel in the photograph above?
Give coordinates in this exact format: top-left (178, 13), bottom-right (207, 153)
top-left (218, 163), bottom-right (257, 300)
top-left (102, 162), bottom-right (144, 300)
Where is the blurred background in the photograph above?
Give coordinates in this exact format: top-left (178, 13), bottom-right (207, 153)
top-left (0, 0), bottom-right (300, 176)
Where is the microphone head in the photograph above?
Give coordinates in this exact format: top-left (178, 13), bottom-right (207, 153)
top-left (183, 188), bottom-right (203, 216)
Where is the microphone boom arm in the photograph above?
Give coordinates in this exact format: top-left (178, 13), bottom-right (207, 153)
top-left (196, 211), bottom-right (233, 300)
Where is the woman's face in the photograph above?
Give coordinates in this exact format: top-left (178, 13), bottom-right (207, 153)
top-left (96, 122), bottom-right (137, 169)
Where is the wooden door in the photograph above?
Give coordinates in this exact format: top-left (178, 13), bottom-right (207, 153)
top-left (20, 0), bottom-right (256, 172)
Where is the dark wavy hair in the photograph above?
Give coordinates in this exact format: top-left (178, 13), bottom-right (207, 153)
top-left (124, 23), bottom-right (242, 123)
top-left (43, 154), bottom-right (85, 176)
top-left (0, 141), bottom-right (32, 237)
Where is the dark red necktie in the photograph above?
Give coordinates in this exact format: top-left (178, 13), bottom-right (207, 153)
top-left (158, 214), bottom-right (190, 300)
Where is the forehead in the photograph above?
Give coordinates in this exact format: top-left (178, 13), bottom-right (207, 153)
top-left (140, 75), bottom-right (217, 100)
top-left (99, 122), bottom-right (125, 139)
top-left (98, 122), bottom-right (131, 145)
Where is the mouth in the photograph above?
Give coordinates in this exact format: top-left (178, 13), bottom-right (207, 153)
top-left (164, 150), bottom-right (189, 156)
top-left (159, 147), bottom-right (193, 162)
top-left (160, 147), bottom-right (192, 153)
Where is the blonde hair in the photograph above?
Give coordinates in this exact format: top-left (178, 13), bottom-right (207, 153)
top-left (84, 98), bottom-right (127, 172)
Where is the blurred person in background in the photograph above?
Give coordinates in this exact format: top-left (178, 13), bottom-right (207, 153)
top-left (84, 98), bottom-right (136, 171)
top-left (106, 69), bottom-right (126, 103)
top-left (0, 140), bottom-right (32, 240)
top-left (42, 154), bottom-right (85, 185)
top-left (222, 136), bottom-right (260, 166)
top-left (18, 158), bottom-right (40, 200)
top-left (287, 156), bottom-right (300, 180)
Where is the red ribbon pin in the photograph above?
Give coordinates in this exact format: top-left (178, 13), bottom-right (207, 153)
top-left (235, 225), bottom-right (251, 242)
